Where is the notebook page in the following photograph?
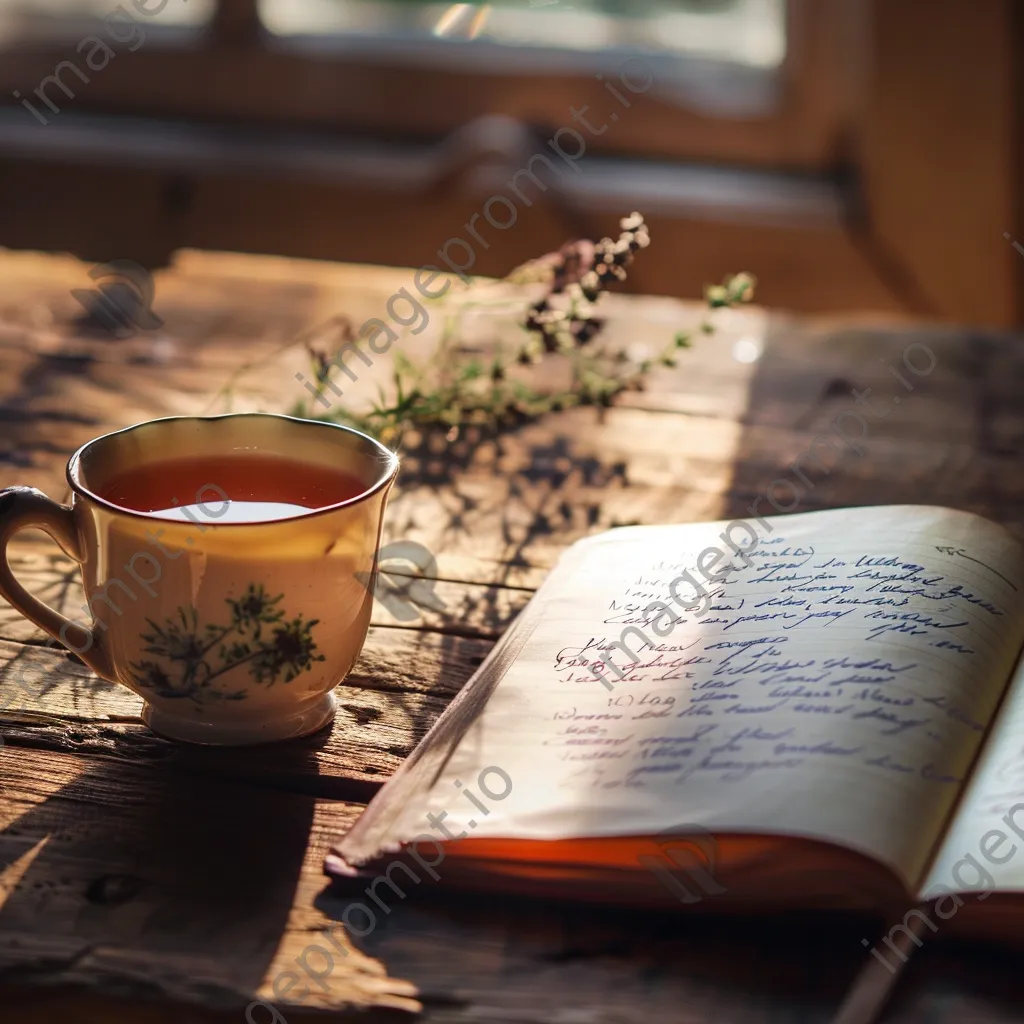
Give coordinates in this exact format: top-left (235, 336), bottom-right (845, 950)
top-left (922, 651), bottom-right (1024, 898)
top-left (397, 506), bottom-right (1024, 889)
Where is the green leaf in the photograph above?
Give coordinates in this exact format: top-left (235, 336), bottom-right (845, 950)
top-left (459, 360), bottom-right (484, 381)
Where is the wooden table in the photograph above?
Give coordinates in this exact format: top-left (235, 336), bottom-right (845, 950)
top-left (1, 248), bottom-right (1024, 1024)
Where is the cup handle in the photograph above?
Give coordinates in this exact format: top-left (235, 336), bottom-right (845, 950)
top-left (0, 486), bottom-right (114, 680)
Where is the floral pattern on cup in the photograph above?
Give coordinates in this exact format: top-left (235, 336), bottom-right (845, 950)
top-left (129, 584), bottom-right (325, 704)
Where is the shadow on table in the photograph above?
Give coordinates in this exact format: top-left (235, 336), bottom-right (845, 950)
top-left (312, 879), bottom-right (1024, 1024)
top-left (0, 737), bottom-right (330, 1007)
top-left (715, 321), bottom-right (1024, 528)
top-left (314, 881), bottom-right (863, 1023)
top-left (387, 423), bottom-right (629, 591)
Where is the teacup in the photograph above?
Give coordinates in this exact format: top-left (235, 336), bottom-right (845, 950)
top-left (0, 414), bottom-right (398, 745)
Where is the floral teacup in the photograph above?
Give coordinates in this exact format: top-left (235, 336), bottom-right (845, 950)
top-left (0, 414), bottom-right (398, 745)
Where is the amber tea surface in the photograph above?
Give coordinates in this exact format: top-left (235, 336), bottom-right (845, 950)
top-left (98, 453), bottom-right (369, 523)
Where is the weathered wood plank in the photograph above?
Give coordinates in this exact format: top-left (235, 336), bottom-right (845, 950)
top-left (0, 746), bottom-right (415, 1014)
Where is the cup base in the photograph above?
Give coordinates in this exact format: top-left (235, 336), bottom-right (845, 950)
top-left (141, 691), bottom-right (337, 746)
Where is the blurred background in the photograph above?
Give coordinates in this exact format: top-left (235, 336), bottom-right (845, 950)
top-left (0, 0), bottom-right (1019, 325)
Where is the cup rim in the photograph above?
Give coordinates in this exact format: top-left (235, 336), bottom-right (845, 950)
top-left (66, 413), bottom-right (400, 527)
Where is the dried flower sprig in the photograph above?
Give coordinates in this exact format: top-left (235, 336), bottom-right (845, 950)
top-left (290, 213), bottom-right (755, 446)
top-left (519, 211), bottom-right (649, 357)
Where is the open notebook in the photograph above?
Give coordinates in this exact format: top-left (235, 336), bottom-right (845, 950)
top-left (327, 505), bottom-right (1024, 931)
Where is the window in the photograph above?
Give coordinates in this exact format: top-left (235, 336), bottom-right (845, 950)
top-left (261, 0), bottom-right (787, 75)
top-left (0, 0), bottom-right (844, 167)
